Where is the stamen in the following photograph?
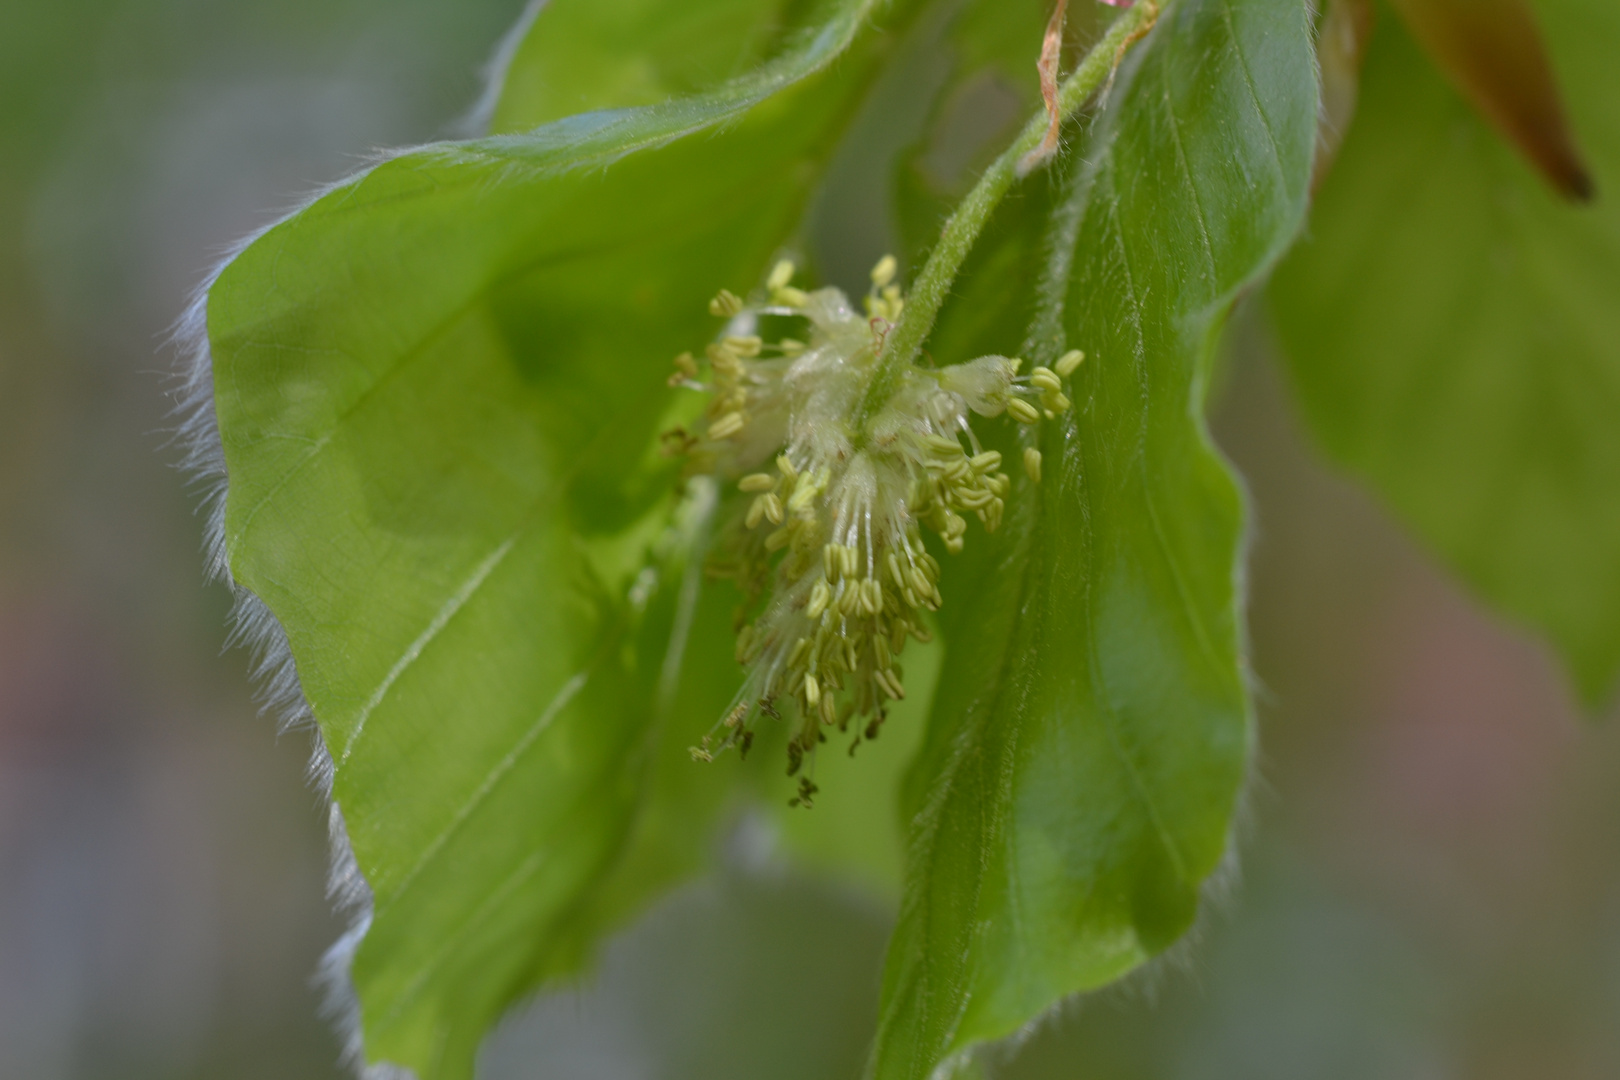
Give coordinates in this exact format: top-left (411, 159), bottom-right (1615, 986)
top-left (1007, 398), bottom-right (1042, 424)
top-left (1024, 447), bottom-right (1043, 483)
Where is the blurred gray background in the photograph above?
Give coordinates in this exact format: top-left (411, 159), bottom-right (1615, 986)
top-left (1, 3), bottom-right (1615, 1079)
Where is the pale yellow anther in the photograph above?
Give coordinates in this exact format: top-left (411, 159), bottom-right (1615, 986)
top-left (765, 526), bottom-right (792, 552)
top-left (1007, 398), bottom-right (1041, 424)
top-left (877, 284), bottom-right (904, 321)
top-left (804, 673), bottom-right (821, 707)
top-left (970, 450), bottom-right (1002, 474)
top-left (776, 453), bottom-right (798, 478)
top-left (768, 260), bottom-right (796, 291)
top-left (724, 334), bottom-right (764, 358)
top-left (706, 342), bottom-right (742, 370)
top-left (709, 290), bottom-right (744, 318)
top-left (908, 567), bottom-right (932, 596)
top-left (673, 351), bottom-right (698, 377)
top-left (709, 411), bottom-right (746, 440)
top-left (1024, 447), bottom-right (1043, 484)
top-left (878, 669), bottom-right (906, 700)
top-left (776, 286), bottom-right (809, 307)
top-left (871, 254), bottom-right (898, 289)
top-left (763, 493), bottom-right (784, 525)
top-left (746, 496), bottom-right (768, 530)
top-left (863, 579), bottom-right (884, 616)
top-left (1044, 392), bottom-right (1072, 413)
top-left (779, 338), bottom-right (806, 356)
top-left (790, 637), bottom-right (811, 666)
top-left (1055, 349), bottom-right (1085, 377)
top-left (739, 473), bottom-right (775, 493)
top-left (807, 580), bottom-right (832, 620)
top-left (1031, 367), bottom-right (1063, 392)
top-left (887, 552), bottom-right (906, 588)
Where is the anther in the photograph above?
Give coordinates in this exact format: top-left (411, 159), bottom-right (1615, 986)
top-left (1055, 349), bottom-right (1085, 377)
top-left (709, 290), bottom-right (743, 318)
top-left (724, 334), bottom-right (764, 357)
top-left (1007, 398), bottom-right (1041, 424)
top-left (970, 450), bottom-right (1002, 473)
top-left (708, 412), bottom-right (746, 440)
top-left (871, 254), bottom-right (898, 289)
top-left (739, 473), bottom-right (775, 492)
top-left (1030, 367), bottom-right (1063, 392)
top-left (768, 260), bottom-right (796, 291)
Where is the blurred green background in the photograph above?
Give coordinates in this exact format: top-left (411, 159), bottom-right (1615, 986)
top-left (0, 2), bottom-right (1615, 1079)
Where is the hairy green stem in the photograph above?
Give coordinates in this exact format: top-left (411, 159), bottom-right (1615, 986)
top-left (857, 0), bottom-right (1159, 421)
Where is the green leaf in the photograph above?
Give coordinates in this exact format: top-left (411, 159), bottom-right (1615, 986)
top-left (867, 0), bottom-right (1318, 1075)
top-left (1269, 0), bottom-right (1620, 705)
top-left (204, 2), bottom-right (916, 1076)
top-left (485, 0), bottom-right (795, 134)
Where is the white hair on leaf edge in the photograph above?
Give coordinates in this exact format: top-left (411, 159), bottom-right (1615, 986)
top-left (170, 182), bottom-right (420, 1080)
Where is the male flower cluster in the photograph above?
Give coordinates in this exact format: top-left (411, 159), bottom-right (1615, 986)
top-left (667, 258), bottom-right (1082, 805)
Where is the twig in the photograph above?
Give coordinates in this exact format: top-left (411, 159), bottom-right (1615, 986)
top-left (855, 0), bottom-right (1160, 424)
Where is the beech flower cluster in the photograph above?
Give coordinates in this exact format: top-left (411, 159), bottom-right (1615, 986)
top-left (668, 258), bottom-right (1082, 804)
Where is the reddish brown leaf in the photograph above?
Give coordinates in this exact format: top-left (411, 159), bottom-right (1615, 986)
top-left (1388, 0), bottom-right (1593, 200)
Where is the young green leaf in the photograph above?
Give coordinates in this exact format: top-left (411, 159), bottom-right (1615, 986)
top-left (1270, 0), bottom-right (1620, 706)
top-left (200, 2), bottom-right (921, 1076)
top-left (866, 0), bottom-right (1318, 1075)
top-left (482, 0), bottom-right (795, 134)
